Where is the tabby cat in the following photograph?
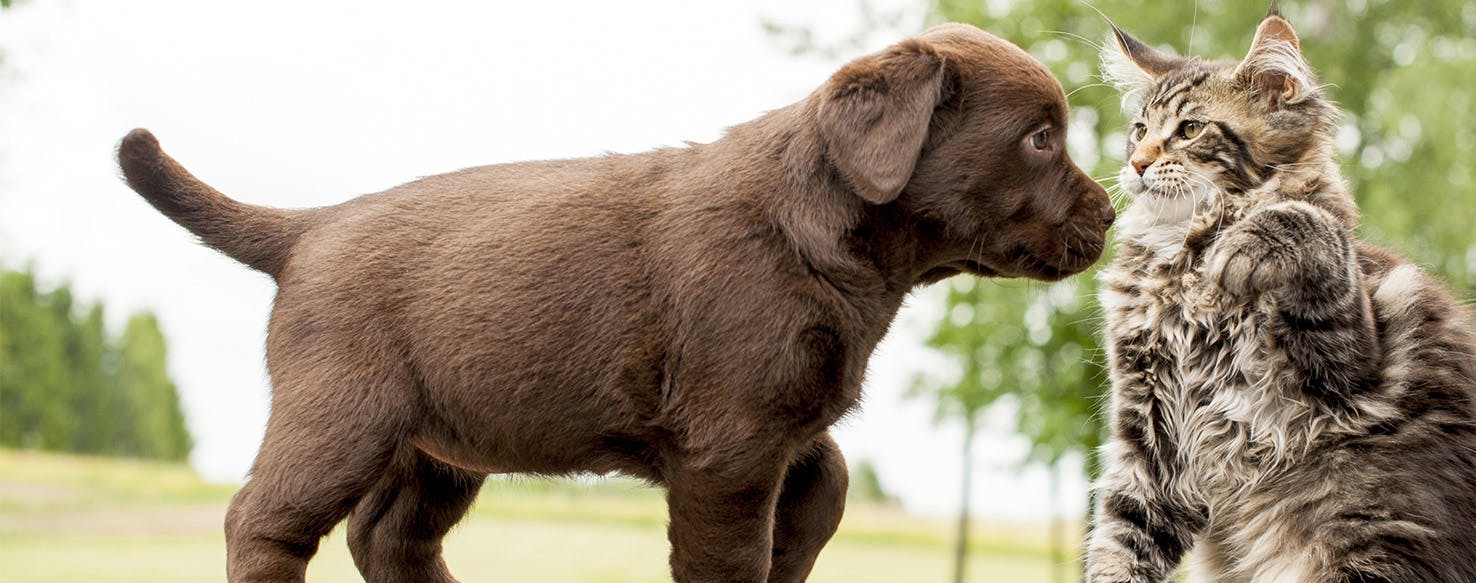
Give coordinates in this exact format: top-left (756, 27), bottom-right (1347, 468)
top-left (1086, 8), bottom-right (1476, 583)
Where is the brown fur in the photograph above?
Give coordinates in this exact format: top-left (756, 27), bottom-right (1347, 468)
top-left (117, 23), bottom-right (1111, 583)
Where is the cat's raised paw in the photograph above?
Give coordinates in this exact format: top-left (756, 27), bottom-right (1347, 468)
top-left (1206, 228), bottom-right (1295, 297)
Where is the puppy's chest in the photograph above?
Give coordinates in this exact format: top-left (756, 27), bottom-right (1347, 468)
top-left (1101, 255), bottom-right (1274, 482)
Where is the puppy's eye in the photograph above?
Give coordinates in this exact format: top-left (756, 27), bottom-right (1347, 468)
top-left (1129, 124), bottom-right (1147, 143)
top-left (1030, 129), bottom-right (1049, 151)
top-left (1178, 120), bottom-right (1205, 140)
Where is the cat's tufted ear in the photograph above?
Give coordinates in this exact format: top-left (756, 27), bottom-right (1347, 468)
top-left (1233, 8), bottom-right (1317, 107)
top-left (817, 39), bottom-right (948, 205)
top-left (1100, 20), bottom-right (1185, 110)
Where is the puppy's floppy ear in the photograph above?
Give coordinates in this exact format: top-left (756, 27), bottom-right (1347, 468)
top-left (1233, 8), bottom-right (1317, 107)
top-left (818, 40), bottom-right (947, 205)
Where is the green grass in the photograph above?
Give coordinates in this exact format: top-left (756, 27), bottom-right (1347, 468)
top-left (0, 449), bottom-right (1082, 582)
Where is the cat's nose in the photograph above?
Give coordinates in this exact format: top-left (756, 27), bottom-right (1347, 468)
top-left (1131, 157), bottom-right (1154, 176)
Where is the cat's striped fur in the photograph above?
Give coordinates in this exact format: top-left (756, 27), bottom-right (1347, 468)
top-left (1086, 8), bottom-right (1476, 583)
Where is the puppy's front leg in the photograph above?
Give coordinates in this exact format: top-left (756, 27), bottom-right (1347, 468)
top-left (665, 450), bottom-right (789, 582)
top-left (768, 433), bottom-right (848, 583)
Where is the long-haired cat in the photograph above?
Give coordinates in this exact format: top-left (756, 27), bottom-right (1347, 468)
top-left (1086, 7), bottom-right (1476, 583)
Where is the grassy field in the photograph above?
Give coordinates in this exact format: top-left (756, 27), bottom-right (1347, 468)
top-left (0, 449), bottom-right (1082, 582)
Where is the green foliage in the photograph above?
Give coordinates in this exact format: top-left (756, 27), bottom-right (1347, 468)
top-left (848, 459), bottom-right (893, 503)
top-left (911, 276), bottom-right (1106, 470)
top-left (0, 267), bottom-right (191, 460)
top-left (915, 0), bottom-right (1476, 486)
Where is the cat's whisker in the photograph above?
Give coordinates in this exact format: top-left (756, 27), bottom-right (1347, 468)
top-left (967, 233), bottom-right (983, 278)
top-left (1185, 173), bottom-right (1230, 233)
top-left (1067, 83), bottom-right (1113, 98)
top-left (1040, 29), bottom-right (1104, 52)
top-left (1188, 0), bottom-right (1200, 55)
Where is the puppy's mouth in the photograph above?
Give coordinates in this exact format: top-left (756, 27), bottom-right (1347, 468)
top-left (946, 255), bottom-right (1071, 281)
top-left (1016, 251), bottom-right (1073, 281)
top-left (918, 259), bottom-right (1000, 284)
top-left (1014, 238), bottom-right (1103, 282)
top-left (932, 230), bottom-right (1104, 283)
top-left (954, 259), bottom-right (1000, 277)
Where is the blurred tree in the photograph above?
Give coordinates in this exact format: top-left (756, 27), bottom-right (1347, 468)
top-left (910, 275), bottom-right (1104, 583)
top-left (68, 303), bottom-right (114, 454)
top-left (115, 313), bottom-right (192, 460)
top-left (907, 277), bottom-right (1024, 583)
top-left (847, 459), bottom-right (894, 504)
top-left (0, 267), bottom-right (191, 460)
top-left (0, 269), bottom-right (72, 448)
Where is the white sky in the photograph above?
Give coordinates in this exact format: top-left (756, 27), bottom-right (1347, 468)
top-left (0, 0), bottom-right (1088, 520)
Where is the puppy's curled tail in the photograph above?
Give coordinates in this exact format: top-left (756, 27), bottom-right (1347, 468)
top-left (118, 129), bottom-right (308, 278)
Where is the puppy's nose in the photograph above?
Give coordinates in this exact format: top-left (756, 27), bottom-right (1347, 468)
top-left (1130, 157), bottom-right (1153, 176)
top-left (1100, 203), bottom-right (1116, 228)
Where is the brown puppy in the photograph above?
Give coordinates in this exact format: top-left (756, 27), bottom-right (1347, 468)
top-left (118, 23), bottom-right (1110, 583)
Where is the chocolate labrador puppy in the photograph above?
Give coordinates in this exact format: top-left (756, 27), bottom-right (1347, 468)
top-left (118, 23), bottom-right (1110, 583)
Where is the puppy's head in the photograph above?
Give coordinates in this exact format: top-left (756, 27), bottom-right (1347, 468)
top-left (817, 23), bottom-right (1112, 281)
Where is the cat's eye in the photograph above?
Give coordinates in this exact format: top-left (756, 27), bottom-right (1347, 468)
top-left (1178, 120), bottom-right (1206, 140)
top-left (1129, 123), bottom-right (1147, 143)
top-left (1030, 129), bottom-right (1050, 151)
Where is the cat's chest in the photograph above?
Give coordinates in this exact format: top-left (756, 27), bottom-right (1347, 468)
top-left (1100, 253), bottom-right (1258, 368)
top-left (1100, 252), bottom-right (1273, 472)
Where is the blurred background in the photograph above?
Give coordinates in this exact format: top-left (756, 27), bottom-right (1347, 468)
top-left (1, 0), bottom-right (1471, 581)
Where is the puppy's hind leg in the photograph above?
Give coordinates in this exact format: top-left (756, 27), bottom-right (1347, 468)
top-left (224, 352), bottom-right (412, 582)
top-left (348, 450), bottom-right (486, 583)
top-left (768, 433), bottom-right (848, 583)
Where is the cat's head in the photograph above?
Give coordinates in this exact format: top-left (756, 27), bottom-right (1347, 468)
top-left (1102, 7), bottom-right (1350, 231)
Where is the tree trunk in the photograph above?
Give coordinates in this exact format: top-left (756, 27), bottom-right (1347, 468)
top-left (951, 415), bottom-right (976, 583)
top-left (1050, 460), bottom-right (1064, 583)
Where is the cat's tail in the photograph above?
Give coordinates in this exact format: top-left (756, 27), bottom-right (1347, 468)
top-left (117, 129), bottom-right (311, 279)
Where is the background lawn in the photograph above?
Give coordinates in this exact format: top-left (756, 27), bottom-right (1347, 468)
top-left (0, 449), bottom-right (1081, 582)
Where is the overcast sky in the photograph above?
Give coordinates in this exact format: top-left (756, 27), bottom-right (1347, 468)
top-left (0, 0), bottom-right (1089, 520)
